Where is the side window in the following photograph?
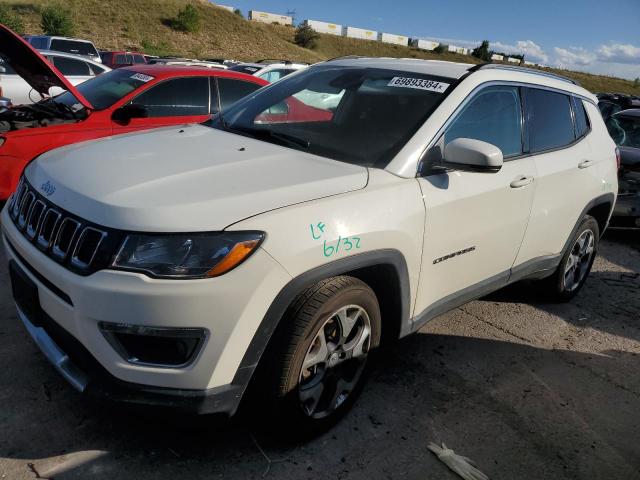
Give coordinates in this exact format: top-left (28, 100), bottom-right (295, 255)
top-left (52, 56), bottom-right (91, 76)
top-left (115, 54), bottom-right (128, 65)
top-left (524, 88), bottom-right (575, 153)
top-left (218, 78), bottom-right (261, 110)
top-left (29, 38), bottom-right (49, 49)
top-left (132, 77), bottom-right (209, 117)
top-left (258, 69), bottom-right (294, 83)
top-left (88, 63), bottom-right (108, 75)
top-left (133, 55), bottom-right (146, 64)
top-left (572, 97), bottom-right (590, 138)
top-left (443, 86), bottom-right (523, 158)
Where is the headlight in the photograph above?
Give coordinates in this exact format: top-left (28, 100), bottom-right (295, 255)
top-left (111, 231), bottom-right (264, 279)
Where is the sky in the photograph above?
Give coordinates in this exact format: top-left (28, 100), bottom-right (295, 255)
top-left (222, 0), bottom-right (640, 80)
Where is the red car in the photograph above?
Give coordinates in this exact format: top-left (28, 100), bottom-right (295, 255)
top-left (99, 51), bottom-right (147, 69)
top-left (0, 25), bottom-right (268, 200)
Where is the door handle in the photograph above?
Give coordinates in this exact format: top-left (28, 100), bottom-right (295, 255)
top-left (510, 176), bottom-right (534, 188)
top-left (578, 160), bottom-right (593, 169)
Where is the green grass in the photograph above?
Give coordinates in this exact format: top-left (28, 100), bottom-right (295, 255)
top-left (3, 0), bottom-right (639, 95)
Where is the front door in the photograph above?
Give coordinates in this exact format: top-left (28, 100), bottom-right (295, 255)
top-left (414, 85), bottom-right (537, 321)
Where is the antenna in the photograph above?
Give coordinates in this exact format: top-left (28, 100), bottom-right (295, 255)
top-left (286, 8), bottom-right (297, 24)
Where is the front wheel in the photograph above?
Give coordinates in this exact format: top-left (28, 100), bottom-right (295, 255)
top-left (255, 276), bottom-right (381, 437)
top-left (542, 215), bottom-right (599, 301)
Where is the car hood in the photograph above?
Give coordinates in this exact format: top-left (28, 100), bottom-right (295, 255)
top-left (0, 25), bottom-right (93, 109)
top-left (25, 124), bottom-right (369, 231)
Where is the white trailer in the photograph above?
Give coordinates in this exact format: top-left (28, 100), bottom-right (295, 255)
top-left (302, 19), bottom-right (342, 36)
top-left (411, 39), bottom-right (439, 51)
top-left (507, 57), bottom-right (521, 64)
top-left (342, 26), bottom-right (378, 41)
top-left (378, 32), bottom-right (409, 46)
top-left (448, 45), bottom-right (469, 55)
top-left (248, 10), bottom-right (292, 26)
top-left (212, 3), bottom-right (235, 12)
top-left (524, 60), bottom-right (536, 66)
top-left (490, 53), bottom-right (504, 61)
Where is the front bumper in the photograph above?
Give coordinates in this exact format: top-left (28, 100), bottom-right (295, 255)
top-left (1, 205), bottom-right (291, 413)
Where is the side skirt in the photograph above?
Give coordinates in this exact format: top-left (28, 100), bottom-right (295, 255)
top-left (407, 253), bottom-right (561, 335)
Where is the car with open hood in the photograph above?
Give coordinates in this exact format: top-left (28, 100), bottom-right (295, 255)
top-left (1, 49), bottom-right (110, 105)
top-left (0, 24), bottom-right (268, 200)
top-left (2, 58), bottom-right (617, 437)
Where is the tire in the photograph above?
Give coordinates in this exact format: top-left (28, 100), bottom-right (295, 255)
top-left (251, 276), bottom-right (381, 438)
top-left (542, 215), bottom-right (599, 302)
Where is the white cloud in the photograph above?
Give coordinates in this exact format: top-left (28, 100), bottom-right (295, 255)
top-left (553, 47), bottom-right (596, 67)
top-left (492, 40), bottom-right (549, 63)
top-left (596, 43), bottom-right (640, 64)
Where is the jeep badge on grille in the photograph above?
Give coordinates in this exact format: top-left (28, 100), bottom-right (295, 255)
top-left (40, 181), bottom-right (56, 197)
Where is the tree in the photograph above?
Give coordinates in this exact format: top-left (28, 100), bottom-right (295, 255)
top-left (234, 8), bottom-right (243, 18)
top-left (40, 4), bottom-right (75, 36)
top-left (472, 40), bottom-right (491, 62)
top-left (634, 77), bottom-right (639, 88)
top-left (294, 24), bottom-right (319, 49)
top-left (170, 4), bottom-right (200, 33)
top-left (0, 4), bottom-right (25, 33)
top-left (434, 44), bottom-right (447, 54)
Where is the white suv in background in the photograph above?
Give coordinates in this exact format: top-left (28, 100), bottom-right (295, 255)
top-left (229, 60), bottom-right (307, 82)
top-left (2, 58), bottom-right (617, 436)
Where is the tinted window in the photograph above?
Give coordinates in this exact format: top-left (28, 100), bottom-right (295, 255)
top-left (133, 77), bottom-right (209, 116)
top-left (444, 86), bottom-right (522, 157)
top-left (218, 78), bottom-right (261, 110)
top-left (114, 54), bottom-right (129, 65)
top-left (28, 37), bottom-right (49, 49)
top-left (133, 55), bottom-right (146, 64)
top-left (572, 97), bottom-right (590, 138)
top-left (525, 88), bottom-right (575, 152)
top-left (88, 63), bottom-right (108, 75)
top-left (52, 56), bottom-right (91, 76)
top-left (50, 39), bottom-right (98, 57)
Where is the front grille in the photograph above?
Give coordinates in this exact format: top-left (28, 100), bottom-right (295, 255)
top-left (8, 177), bottom-right (124, 275)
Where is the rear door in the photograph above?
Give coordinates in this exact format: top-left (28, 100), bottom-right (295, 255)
top-left (112, 76), bottom-right (210, 133)
top-left (415, 85), bottom-right (537, 317)
top-left (514, 88), bottom-right (602, 265)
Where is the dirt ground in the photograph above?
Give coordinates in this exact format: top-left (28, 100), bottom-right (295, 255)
top-left (0, 230), bottom-right (639, 480)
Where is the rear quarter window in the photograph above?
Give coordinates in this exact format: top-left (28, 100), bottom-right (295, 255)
top-left (572, 97), bottom-right (590, 138)
top-left (524, 88), bottom-right (576, 153)
top-left (50, 39), bottom-right (98, 57)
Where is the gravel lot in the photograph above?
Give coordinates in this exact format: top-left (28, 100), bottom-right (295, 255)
top-left (1, 230), bottom-right (639, 480)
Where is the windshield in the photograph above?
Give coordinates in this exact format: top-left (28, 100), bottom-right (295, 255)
top-left (50, 39), bottom-right (98, 57)
top-left (229, 64), bottom-right (261, 75)
top-left (607, 114), bottom-right (640, 149)
top-left (51, 68), bottom-right (153, 110)
top-left (207, 66), bottom-right (454, 168)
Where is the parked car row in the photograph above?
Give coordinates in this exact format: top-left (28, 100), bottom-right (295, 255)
top-left (1, 19), bottom-right (620, 437)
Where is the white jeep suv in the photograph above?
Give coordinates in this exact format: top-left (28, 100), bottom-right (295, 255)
top-left (2, 58), bottom-right (617, 435)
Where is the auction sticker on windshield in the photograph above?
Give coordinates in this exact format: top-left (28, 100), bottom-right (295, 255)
top-left (387, 77), bottom-right (449, 93)
top-left (130, 73), bottom-right (154, 83)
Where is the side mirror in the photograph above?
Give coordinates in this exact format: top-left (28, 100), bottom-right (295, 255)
top-left (443, 138), bottom-right (503, 173)
top-left (267, 101), bottom-right (289, 115)
top-left (112, 104), bottom-right (149, 122)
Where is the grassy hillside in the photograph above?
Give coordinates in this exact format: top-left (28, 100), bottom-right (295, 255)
top-left (4, 0), bottom-right (639, 95)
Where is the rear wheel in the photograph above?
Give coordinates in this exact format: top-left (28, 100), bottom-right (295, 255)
top-left (254, 276), bottom-right (381, 437)
top-left (542, 215), bottom-right (599, 301)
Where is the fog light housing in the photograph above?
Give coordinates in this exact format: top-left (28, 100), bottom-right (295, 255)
top-left (99, 322), bottom-right (207, 368)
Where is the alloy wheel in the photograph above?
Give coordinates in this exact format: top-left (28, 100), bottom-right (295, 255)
top-left (298, 305), bottom-right (371, 419)
top-left (563, 229), bottom-right (595, 292)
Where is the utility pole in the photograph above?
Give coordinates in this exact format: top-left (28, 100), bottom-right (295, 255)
top-left (287, 9), bottom-right (297, 24)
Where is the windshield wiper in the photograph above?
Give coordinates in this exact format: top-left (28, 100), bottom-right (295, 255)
top-left (262, 130), bottom-right (310, 149)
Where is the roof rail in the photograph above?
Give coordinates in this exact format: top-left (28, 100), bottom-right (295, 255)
top-left (472, 63), bottom-right (579, 86)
